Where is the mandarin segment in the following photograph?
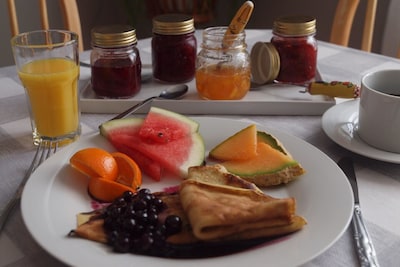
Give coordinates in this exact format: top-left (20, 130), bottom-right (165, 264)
top-left (111, 152), bottom-right (142, 189)
top-left (88, 176), bottom-right (136, 203)
top-left (69, 147), bottom-right (118, 180)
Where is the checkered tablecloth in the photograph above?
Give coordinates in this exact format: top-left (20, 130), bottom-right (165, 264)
top-left (2, 31), bottom-right (400, 267)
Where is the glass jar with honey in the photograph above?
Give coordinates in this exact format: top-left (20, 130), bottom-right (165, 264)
top-left (90, 25), bottom-right (142, 98)
top-left (195, 27), bottom-right (251, 100)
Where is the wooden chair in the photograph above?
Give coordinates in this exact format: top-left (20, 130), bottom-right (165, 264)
top-left (7, 0), bottom-right (83, 51)
top-left (330, 0), bottom-right (377, 52)
top-left (145, 0), bottom-right (216, 24)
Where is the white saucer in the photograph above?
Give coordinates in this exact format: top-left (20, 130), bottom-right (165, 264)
top-left (322, 99), bottom-right (400, 164)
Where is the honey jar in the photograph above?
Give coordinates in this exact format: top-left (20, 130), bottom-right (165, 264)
top-left (195, 27), bottom-right (251, 100)
top-left (90, 25), bottom-right (142, 98)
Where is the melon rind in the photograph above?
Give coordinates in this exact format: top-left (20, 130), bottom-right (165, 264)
top-left (99, 117), bottom-right (144, 138)
top-left (145, 107), bottom-right (199, 133)
top-left (177, 132), bottom-right (205, 177)
top-left (257, 131), bottom-right (287, 155)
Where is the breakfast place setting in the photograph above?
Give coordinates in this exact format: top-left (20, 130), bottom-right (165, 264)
top-left (1, 1), bottom-right (400, 266)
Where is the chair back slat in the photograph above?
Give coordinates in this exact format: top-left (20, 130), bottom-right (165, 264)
top-left (39, 0), bottom-right (49, 30)
top-left (7, 0), bottom-right (83, 51)
top-left (330, 0), bottom-right (376, 52)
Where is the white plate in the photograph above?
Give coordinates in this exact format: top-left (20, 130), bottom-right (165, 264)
top-left (322, 100), bottom-right (400, 164)
top-left (21, 117), bottom-right (353, 267)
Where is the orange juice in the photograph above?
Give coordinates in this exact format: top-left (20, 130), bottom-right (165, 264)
top-left (18, 58), bottom-right (80, 138)
top-left (195, 64), bottom-right (251, 100)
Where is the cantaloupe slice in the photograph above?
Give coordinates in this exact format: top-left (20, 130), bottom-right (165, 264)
top-left (222, 142), bottom-right (296, 175)
top-left (209, 124), bottom-right (258, 161)
top-left (221, 141), bottom-right (305, 187)
top-left (208, 125), bottom-right (305, 187)
top-left (257, 131), bottom-right (286, 155)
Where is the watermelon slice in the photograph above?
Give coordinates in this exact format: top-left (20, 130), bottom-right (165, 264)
top-left (139, 107), bottom-right (199, 143)
top-left (110, 139), bottom-right (163, 181)
top-left (115, 132), bottom-right (204, 178)
top-left (100, 108), bottom-right (205, 180)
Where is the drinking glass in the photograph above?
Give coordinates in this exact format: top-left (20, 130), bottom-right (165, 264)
top-left (11, 30), bottom-right (81, 145)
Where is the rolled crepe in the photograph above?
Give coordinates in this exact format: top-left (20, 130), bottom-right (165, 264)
top-left (179, 165), bottom-right (305, 241)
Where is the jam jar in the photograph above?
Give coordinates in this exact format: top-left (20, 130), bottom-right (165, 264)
top-left (90, 25), bottom-right (141, 98)
top-left (152, 14), bottom-right (197, 83)
top-left (251, 16), bottom-right (317, 85)
top-left (195, 27), bottom-right (251, 100)
top-left (271, 16), bottom-right (317, 84)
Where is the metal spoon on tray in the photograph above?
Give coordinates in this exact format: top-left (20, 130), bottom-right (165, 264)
top-left (109, 84), bottom-right (188, 121)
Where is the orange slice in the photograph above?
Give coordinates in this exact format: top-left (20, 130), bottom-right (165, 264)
top-left (70, 148), bottom-right (142, 202)
top-left (111, 152), bottom-right (142, 190)
top-left (69, 148), bottom-right (118, 180)
top-left (88, 176), bottom-right (136, 203)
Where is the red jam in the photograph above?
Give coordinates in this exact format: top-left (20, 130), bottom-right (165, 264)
top-left (271, 35), bottom-right (317, 84)
top-left (91, 57), bottom-right (141, 98)
top-left (90, 25), bottom-right (141, 99)
top-left (152, 32), bottom-right (197, 83)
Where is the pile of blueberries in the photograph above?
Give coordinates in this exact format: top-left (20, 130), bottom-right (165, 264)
top-left (102, 188), bottom-right (182, 255)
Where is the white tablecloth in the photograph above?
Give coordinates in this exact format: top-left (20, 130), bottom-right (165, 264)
top-left (1, 30), bottom-right (400, 267)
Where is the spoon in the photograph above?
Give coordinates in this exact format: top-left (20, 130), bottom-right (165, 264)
top-left (109, 84), bottom-right (188, 121)
top-left (222, 1), bottom-right (254, 48)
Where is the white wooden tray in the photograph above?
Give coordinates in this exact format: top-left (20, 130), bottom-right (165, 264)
top-left (79, 77), bottom-right (335, 115)
top-left (78, 29), bottom-right (335, 115)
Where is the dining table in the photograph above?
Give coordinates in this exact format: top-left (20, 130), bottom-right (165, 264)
top-left (1, 29), bottom-right (400, 267)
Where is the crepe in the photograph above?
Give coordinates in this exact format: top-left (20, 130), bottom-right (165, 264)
top-left (71, 165), bottom-right (306, 246)
top-left (179, 165), bottom-right (306, 241)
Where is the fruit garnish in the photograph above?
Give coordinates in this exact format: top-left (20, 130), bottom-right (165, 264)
top-left (208, 124), bottom-right (305, 187)
top-left (138, 107), bottom-right (199, 143)
top-left (69, 147), bottom-right (118, 180)
top-left (70, 148), bottom-right (142, 202)
top-left (110, 152), bottom-right (142, 189)
top-left (209, 124), bottom-right (258, 160)
top-left (102, 189), bottom-right (181, 254)
top-left (88, 176), bottom-right (137, 203)
top-left (100, 107), bottom-right (205, 181)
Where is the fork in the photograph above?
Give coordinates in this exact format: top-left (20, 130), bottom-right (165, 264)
top-left (0, 140), bottom-right (58, 233)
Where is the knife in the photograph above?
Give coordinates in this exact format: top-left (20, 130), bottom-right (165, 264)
top-left (338, 157), bottom-right (380, 267)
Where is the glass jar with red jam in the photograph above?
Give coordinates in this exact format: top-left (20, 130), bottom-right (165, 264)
top-left (250, 16), bottom-right (319, 86)
top-left (90, 25), bottom-right (141, 98)
top-left (271, 16), bottom-right (317, 84)
top-left (152, 14), bottom-right (197, 83)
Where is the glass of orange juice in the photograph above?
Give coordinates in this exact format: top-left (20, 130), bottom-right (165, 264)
top-left (11, 30), bottom-right (81, 145)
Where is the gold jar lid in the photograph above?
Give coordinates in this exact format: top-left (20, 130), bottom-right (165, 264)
top-left (250, 42), bottom-right (280, 84)
top-left (273, 15), bottom-right (316, 36)
top-left (153, 14), bottom-right (195, 35)
top-left (91, 25), bottom-right (137, 48)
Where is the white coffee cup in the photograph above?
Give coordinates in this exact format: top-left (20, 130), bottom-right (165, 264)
top-left (358, 69), bottom-right (400, 153)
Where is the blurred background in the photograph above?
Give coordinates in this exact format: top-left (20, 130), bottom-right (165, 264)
top-left (0, 0), bottom-right (398, 67)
